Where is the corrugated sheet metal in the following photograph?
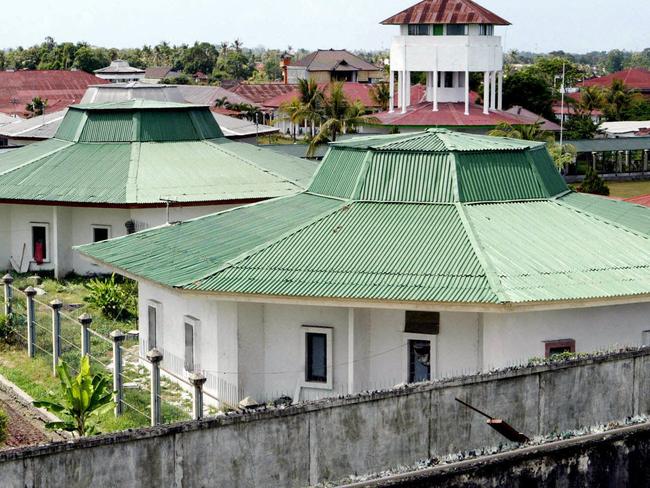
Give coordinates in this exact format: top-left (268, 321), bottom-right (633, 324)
top-left (308, 148), bottom-right (367, 198)
top-left (190, 109), bottom-right (224, 139)
top-left (77, 194), bottom-right (342, 286)
top-left (466, 201), bottom-right (650, 302)
top-left (358, 152), bottom-right (455, 202)
top-left (456, 151), bottom-right (547, 202)
top-left (528, 147), bottom-right (568, 197)
top-left (0, 144), bottom-right (130, 203)
top-left (191, 202), bottom-right (497, 303)
top-left (381, 0), bottom-right (510, 25)
top-left (139, 111), bottom-right (201, 142)
top-left (558, 192), bottom-right (650, 236)
top-left (78, 112), bottom-right (134, 142)
top-left (54, 108), bottom-right (85, 141)
top-left (0, 138), bottom-right (72, 174)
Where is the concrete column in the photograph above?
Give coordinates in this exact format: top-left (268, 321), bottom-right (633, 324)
top-left (405, 71), bottom-right (411, 107)
top-left (397, 71), bottom-right (403, 109)
top-left (497, 71), bottom-right (503, 111)
top-left (2, 274), bottom-right (13, 323)
top-left (50, 299), bottom-right (62, 375)
top-left (644, 150), bottom-right (648, 173)
top-left (617, 151), bottom-right (623, 173)
top-left (433, 70), bottom-right (439, 112)
top-left (490, 71), bottom-right (497, 110)
top-left (147, 348), bottom-right (163, 426)
top-left (464, 70), bottom-right (470, 115)
top-left (79, 313), bottom-right (92, 357)
top-left (483, 71), bottom-right (490, 114)
top-left (625, 150), bottom-right (630, 173)
top-left (401, 71), bottom-right (407, 114)
top-left (25, 286), bottom-right (36, 358)
top-left (189, 372), bottom-right (207, 420)
top-left (110, 330), bottom-right (126, 417)
top-left (592, 152), bottom-right (597, 170)
top-left (347, 308), bottom-right (355, 395)
top-left (389, 71), bottom-right (395, 113)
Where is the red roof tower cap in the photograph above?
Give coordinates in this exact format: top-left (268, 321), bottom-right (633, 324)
top-left (381, 0), bottom-right (510, 26)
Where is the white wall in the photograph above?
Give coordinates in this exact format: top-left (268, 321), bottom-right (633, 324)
top-left (482, 303), bottom-right (650, 369)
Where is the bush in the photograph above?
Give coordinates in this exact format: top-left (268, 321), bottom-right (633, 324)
top-left (579, 167), bottom-right (610, 196)
top-left (84, 274), bottom-right (137, 320)
top-left (0, 408), bottom-right (7, 445)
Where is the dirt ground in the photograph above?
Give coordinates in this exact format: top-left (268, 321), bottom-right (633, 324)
top-left (0, 387), bottom-right (63, 450)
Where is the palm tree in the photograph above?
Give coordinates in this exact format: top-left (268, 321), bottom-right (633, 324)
top-left (579, 86), bottom-right (604, 113)
top-left (307, 83), bottom-right (376, 156)
top-left (370, 82), bottom-right (391, 111)
top-left (488, 121), bottom-right (553, 143)
top-left (277, 98), bottom-right (305, 141)
top-left (604, 79), bottom-right (633, 121)
top-left (25, 96), bottom-right (47, 117)
top-left (297, 78), bottom-right (324, 137)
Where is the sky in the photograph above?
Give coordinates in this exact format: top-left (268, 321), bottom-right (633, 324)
top-left (3, 0), bottom-right (649, 53)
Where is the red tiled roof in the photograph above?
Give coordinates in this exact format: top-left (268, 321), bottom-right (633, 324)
top-left (625, 194), bottom-right (650, 207)
top-left (263, 82), bottom-right (383, 109)
top-left (578, 68), bottom-right (650, 92)
top-left (231, 83), bottom-right (297, 104)
top-left (372, 101), bottom-right (535, 127)
top-left (381, 0), bottom-right (510, 25)
top-left (0, 70), bottom-right (109, 116)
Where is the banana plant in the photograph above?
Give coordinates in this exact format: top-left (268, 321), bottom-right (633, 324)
top-left (33, 355), bottom-right (114, 437)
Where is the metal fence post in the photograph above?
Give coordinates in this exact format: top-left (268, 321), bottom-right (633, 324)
top-left (79, 313), bottom-right (92, 357)
top-left (147, 348), bottom-right (163, 427)
top-left (50, 299), bottom-right (62, 374)
top-left (189, 372), bottom-right (207, 420)
top-left (24, 287), bottom-right (36, 358)
top-left (2, 274), bottom-right (13, 324)
top-left (110, 330), bottom-right (126, 417)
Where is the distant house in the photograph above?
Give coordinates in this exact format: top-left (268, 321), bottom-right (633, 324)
top-left (578, 68), bottom-right (650, 98)
top-left (0, 109), bottom-right (68, 146)
top-left (78, 129), bottom-right (650, 406)
top-left (285, 49), bottom-right (384, 84)
top-left (0, 70), bottom-right (108, 117)
top-left (0, 101), bottom-right (314, 277)
top-left (94, 60), bottom-right (145, 83)
top-left (143, 66), bottom-right (182, 84)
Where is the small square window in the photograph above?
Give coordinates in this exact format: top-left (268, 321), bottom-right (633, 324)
top-left (92, 225), bottom-right (111, 243)
top-left (148, 304), bottom-right (158, 350)
top-left (408, 340), bottom-right (431, 382)
top-left (306, 332), bottom-right (327, 383)
top-left (446, 24), bottom-right (467, 36)
top-left (444, 72), bottom-right (454, 88)
top-left (432, 24), bottom-right (444, 36)
top-left (184, 320), bottom-right (196, 372)
top-left (405, 311), bottom-right (440, 335)
top-left (408, 24), bottom-right (430, 36)
top-left (544, 339), bottom-right (575, 357)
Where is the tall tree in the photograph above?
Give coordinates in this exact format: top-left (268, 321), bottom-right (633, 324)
top-left (297, 78), bottom-right (324, 137)
top-left (370, 82), bottom-right (391, 111)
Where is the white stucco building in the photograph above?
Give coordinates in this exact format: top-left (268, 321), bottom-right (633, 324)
top-left (94, 60), bottom-right (146, 83)
top-left (383, 0), bottom-right (508, 116)
top-left (79, 129), bottom-right (650, 407)
top-left (0, 101), bottom-right (314, 277)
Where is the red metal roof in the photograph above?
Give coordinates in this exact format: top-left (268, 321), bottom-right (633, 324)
top-left (578, 68), bottom-right (650, 92)
top-left (292, 50), bottom-right (379, 72)
top-left (231, 83), bottom-right (297, 104)
top-left (626, 194), bottom-right (650, 207)
top-left (372, 100), bottom-right (536, 127)
top-left (381, 0), bottom-right (510, 25)
top-left (262, 82), bottom-right (382, 109)
top-left (0, 70), bottom-right (109, 116)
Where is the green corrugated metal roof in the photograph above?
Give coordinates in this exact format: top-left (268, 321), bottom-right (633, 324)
top-left (77, 129), bottom-right (650, 308)
top-left (566, 137), bottom-right (650, 153)
top-left (0, 103), bottom-right (315, 204)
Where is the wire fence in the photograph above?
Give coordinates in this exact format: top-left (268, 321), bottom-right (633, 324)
top-left (1, 279), bottom-right (222, 428)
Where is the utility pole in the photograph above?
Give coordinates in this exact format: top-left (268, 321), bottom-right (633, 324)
top-left (559, 61), bottom-right (566, 148)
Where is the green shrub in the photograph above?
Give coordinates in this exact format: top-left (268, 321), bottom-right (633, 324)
top-left (579, 167), bottom-right (610, 196)
top-left (0, 407), bottom-right (7, 444)
top-left (84, 274), bottom-right (137, 320)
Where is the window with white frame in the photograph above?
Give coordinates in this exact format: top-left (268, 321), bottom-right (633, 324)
top-left (408, 24), bottom-right (430, 36)
top-left (446, 24), bottom-right (467, 36)
top-left (30, 223), bottom-right (50, 264)
top-left (479, 24), bottom-right (494, 36)
top-left (147, 301), bottom-right (161, 350)
top-left (92, 225), bottom-right (111, 243)
top-left (303, 326), bottom-right (333, 389)
top-left (184, 316), bottom-right (199, 372)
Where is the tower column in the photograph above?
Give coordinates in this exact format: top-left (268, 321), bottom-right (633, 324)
top-left (389, 71), bottom-right (395, 113)
top-left (490, 71), bottom-right (497, 110)
top-left (402, 70), bottom-right (408, 114)
top-left (497, 71), bottom-right (503, 111)
top-left (397, 71), bottom-right (403, 109)
top-left (464, 70), bottom-right (470, 115)
top-left (483, 71), bottom-right (490, 114)
top-left (433, 70), bottom-right (439, 112)
top-left (405, 71), bottom-right (411, 107)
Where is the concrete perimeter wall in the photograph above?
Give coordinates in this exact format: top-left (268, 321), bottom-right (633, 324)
top-left (2, 349), bottom-right (650, 487)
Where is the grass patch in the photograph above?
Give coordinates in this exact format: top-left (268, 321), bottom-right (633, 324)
top-left (607, 180), bottom-right (650, 199)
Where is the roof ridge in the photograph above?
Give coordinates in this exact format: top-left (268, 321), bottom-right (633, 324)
top-left (183, 196), bottom-right (349, 288)
top-left (0, 140), bottom-right (73, 178)
top-left (202, 139), bottom-right (304, 189)
top-left (126, 142), bottom-right (141, 202)
top-left (454, 202), bottom-right (508, 304)
top-left (555, 194), bottom-right (650, 240)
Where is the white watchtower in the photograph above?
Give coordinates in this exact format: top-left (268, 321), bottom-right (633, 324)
top-left (382, 0), bottom-right (509, 115)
